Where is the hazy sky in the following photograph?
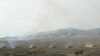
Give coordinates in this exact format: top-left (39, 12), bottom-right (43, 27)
top-left (0, 0), bottom-right (100, 37)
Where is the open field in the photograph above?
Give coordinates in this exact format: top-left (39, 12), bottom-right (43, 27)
top-left (0, 38), bottom-right (100, 56)
top-left (0, 47), bottom-right (100, 56)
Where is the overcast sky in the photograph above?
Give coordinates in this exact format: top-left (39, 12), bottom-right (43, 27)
top-left (0, 0), bottom-right (100, 37)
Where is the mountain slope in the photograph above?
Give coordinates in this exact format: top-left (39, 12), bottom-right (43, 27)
top-left (34, 28), bottom-right (100, 40)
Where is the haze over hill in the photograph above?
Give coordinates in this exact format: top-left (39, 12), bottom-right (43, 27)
top-left (34, 28), bottom-right (100, 39)
top-left (0, 0), bottom-right (100, 37)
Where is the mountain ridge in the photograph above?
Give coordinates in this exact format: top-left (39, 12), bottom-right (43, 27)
top-left (34, 28), bottom-right (100, 39)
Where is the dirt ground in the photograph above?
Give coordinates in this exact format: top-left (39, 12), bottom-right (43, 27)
top-left (0, 47), bottom-right (100, 56)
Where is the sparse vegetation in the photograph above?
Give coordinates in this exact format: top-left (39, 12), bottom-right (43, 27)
top-left (0, 47), bottom-right (99, 56)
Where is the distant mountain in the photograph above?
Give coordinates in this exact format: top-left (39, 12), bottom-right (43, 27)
top-left (34, 28), bottom-right (100, 40)
top-left (1, 28), bottom-right (100, 41)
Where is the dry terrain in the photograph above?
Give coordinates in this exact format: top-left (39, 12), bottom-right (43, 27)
top-left (0, 47), bottom-right (100, 56)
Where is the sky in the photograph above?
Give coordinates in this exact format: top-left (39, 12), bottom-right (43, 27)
top-left (0, 0), bottom-right (100, 37)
